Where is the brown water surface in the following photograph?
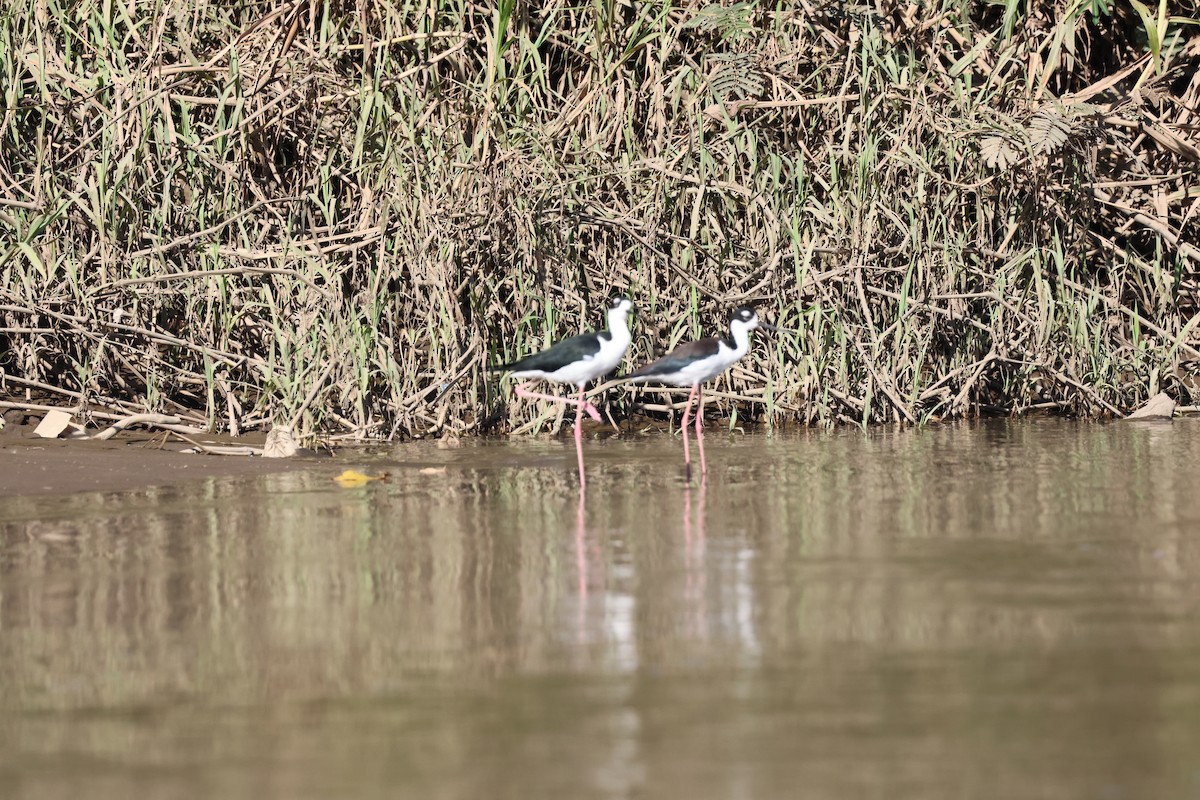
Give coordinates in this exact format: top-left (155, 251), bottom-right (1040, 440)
top-left (2, 419), bottom-right (1200, 799)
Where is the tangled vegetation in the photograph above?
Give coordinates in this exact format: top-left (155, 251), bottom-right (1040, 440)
top-left (2, 1), bottom-right (1198, 439)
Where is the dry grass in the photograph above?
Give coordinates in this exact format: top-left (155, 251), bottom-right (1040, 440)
top-left (1, 1), bottom-right (1198, 439)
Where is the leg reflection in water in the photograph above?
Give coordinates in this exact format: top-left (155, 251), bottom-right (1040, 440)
top-left (682, 476), bottom-right (708, 640)
top-left (575, 489), bottom-right (588, 643)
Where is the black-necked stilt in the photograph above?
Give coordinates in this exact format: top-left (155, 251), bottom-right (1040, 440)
top-left (490, 296), bottom-right (634, 487)
top-left (623, 306), bottom-right (776, 480)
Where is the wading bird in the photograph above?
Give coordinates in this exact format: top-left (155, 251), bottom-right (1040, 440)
top-left (624, 306), bottom-right (776, 481)
top-left (490, 296), bottom-right (634, 488)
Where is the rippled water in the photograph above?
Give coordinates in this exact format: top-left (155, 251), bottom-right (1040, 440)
top-left (2, 419), bottom-right (1199, 799)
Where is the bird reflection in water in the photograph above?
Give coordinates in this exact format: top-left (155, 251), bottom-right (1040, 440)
top-left (571, 480), bottom-right (708, 648)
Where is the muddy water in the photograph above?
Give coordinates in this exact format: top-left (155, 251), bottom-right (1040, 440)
top-left (2, 420), bottom-right (1200, 799)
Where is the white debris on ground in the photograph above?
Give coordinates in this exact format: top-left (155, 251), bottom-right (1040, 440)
top-left (1123, 392), bottom-right (1176, 421)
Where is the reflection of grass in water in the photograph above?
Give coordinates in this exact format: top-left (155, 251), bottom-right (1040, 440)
top-left (3, 426), bottom-right (1200, 800)
top-left (3, 425), bottom-right (1199, 692)
top-left (1, 3), bottom-right (1197, 440)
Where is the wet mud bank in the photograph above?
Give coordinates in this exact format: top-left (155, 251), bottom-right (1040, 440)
top-left (0, 432), bottom-right (312, 497)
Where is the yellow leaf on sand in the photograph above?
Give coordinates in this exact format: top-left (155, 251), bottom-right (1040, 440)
top-left (334, 469), bottom-right (385, 487)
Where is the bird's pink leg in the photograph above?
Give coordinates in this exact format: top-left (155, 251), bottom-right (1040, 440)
top-left (694, 383), bottom-right (707, 476)
top-left (680, 384), bottom-right (698, 482)
top-left (515, 382), bottom-right (601, 421)
top-left (574, 386), bottom-right (587, 487)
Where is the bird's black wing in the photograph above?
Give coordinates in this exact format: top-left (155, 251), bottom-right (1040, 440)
top-left (490, 331), bottom-right (606, 373)
top-left (624, 337), bottom-right (721, 378)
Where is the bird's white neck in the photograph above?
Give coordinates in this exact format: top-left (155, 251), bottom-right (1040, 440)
top-left (606, 308), bottom-right (631, 347)
top-left (727, 320), bottom-right (752, 358)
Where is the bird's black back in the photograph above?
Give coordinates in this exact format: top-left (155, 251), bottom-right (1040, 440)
top-left (490, 330), bottom-right (610, 373)
top-left (625, 336), bottom-right (723, 378)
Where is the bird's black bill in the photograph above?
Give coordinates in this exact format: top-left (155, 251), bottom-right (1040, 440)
top-left (759, 321), bottom-right (800, 334)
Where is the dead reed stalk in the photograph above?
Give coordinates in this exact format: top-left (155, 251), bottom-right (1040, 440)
top-left (1, 2), bottom-right (1197, 438)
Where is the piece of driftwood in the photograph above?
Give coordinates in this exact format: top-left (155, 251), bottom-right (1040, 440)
top-left (1123, 392), bottom-right (1176, 420)
top-left (182, 444), bottom-right (264, 456)
top-left (91, 413), bottom-right (208, 440)
top-left (165, 429), bottom-right (265, 456)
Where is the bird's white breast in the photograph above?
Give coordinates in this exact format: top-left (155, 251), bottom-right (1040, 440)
top-left (663, 341), bottom-right (740, 386)
top-left (549, 325), bottom-right (630, 386)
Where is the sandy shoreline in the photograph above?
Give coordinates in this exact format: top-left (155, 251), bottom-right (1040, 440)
top-left (0, 428), bottom-right (316, 497)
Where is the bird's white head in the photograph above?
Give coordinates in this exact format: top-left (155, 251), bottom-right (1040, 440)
top-left (729, 306), bottom-right (761, 334)
top-left (606, 295), bottom-right (634, 325)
